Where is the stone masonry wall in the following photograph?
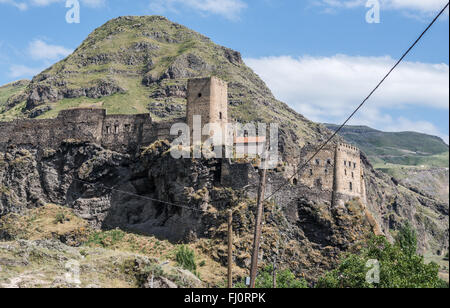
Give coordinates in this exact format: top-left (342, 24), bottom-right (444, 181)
top-left (0, 108), bottom-right (155, 154)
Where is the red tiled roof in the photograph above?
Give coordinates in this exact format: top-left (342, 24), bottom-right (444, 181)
top-left (234, 136), bottom-right (266, 144)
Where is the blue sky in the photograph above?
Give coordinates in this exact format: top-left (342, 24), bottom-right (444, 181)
top-left (0, 0), bottom-right (449, 143)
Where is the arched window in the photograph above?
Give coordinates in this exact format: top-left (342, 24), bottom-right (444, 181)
top-left (293, 178), bottom-right (298, 185)
top-left (198, 93), bottom-right (202, 98)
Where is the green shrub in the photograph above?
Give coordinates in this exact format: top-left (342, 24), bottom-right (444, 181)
top-left (396, 222), bottom-right (417, 257)
top-left (317, 233), bottom-right (446, 288)
top-left (234, 265), bottom-right (307, 288)
top-left (53, 212), bottom-right (67, 224)
top-left (176, 245), bottom-right (197, 273)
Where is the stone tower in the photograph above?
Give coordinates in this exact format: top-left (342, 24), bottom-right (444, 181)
top-left (333, 143), bottom-right (366, 206)
top-left (186, 77), bottom-right (228, 144)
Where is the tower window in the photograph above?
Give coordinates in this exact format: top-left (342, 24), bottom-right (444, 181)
top-left (327, 159), bottom-right (332, 165)
top-left (345, 170), bottom-right (347, 176)
top-left (354, 162), bottom-right (357, 168)
top-left (315, 159), bottom-right (320, 165)
top-left (310, 169), bottom-right (313, 176)
top-left (349, 182), bottom-right (353, 191)
top-left (114, 125), bottom-right (119, 134)
top-left (293, 178), bottom-right (298, 185)
top-left (344, 161), bottom-right (347, 166)
top-left (198, 93), bottom-right (202, 98)
top-left (352, 172), bottom-right (354, 179)
top-left (219, 112), bottom-right (223, 120)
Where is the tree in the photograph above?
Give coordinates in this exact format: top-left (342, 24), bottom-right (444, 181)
top-left (235, 265), bottom-right (308, 288)
top-left (317, 235), bottom-right (446, 288)
top-left (396, 222), bottom-right (417, 257)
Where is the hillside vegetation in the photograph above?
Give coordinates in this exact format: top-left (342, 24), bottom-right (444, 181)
top-left (324, 124), bottom-right (449, 168)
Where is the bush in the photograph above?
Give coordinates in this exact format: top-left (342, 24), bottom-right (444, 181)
top-left (395, 221), bottom-right (417, 257)
top-left (176, 245), bottom-right (197, 273)
top-left (53, 212), bottom-right (67, 224)
top-left (317, 233), bottom-right (446, 288)
top-left (234, 265), bottom-right (308, 288)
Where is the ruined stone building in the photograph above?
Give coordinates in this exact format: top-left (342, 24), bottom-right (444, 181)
top-left (0, 76), bottom-right (366, 207)
top-left (296, 143), bottom-right (367, 207)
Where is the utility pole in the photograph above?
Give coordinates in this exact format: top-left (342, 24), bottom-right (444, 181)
top-left (272, 256), bottom-right (277, 289)
top-left (249, 158), bottom-right (268, 288)
top-left (227, 209), bottom-right (233, 289)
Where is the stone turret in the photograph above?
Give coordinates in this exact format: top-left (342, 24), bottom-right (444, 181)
top-left (333, 143), bottom-right (366, 206)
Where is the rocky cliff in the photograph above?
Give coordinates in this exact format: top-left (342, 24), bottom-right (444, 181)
top-left (0, 140), bottom-right (447, 282)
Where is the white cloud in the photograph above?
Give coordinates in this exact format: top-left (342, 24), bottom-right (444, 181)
top-left (0, 0), bottom-right (27, 10)
top-left (245, 55), bottom-right (449, 141)
top-left (313, 0), bottom-right (449, 15)
top-left (150, 0), bottom-right (247, 20)
top-left (28, 39), bottom-right (73, 60)
top-left (8, 64), bottom-right (43, 78)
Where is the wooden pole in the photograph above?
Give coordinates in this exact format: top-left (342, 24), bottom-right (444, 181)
top-left (273, 257), bottom-right (277, 289)
top-left (249, 163), bottom-right (267, 288)
top-left (227, 209), bottom-right (233, 289)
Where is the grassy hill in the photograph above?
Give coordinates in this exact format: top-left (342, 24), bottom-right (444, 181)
top-left (0, 80), bottom-right (29, 118)
top-left (324, 124), bottom-right (449, 168)
top-left (0, 16), bottom-right (330, 161)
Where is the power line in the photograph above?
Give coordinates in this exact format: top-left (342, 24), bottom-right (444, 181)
top-left (264, 2), bottom-right (450, 202)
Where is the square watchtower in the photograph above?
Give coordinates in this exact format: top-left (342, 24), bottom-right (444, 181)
top-left (186, 76), bottom-right (228, 144)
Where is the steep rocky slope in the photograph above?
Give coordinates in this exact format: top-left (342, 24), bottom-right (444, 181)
top-left (0, 141), bottom-right (448, 283)
top-left (0, 80), bottom-right (29, 120)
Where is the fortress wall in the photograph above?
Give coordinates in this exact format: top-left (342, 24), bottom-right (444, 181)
top-left (299, 144), bottom-right (335, 192)
top-left (101, 114), bottom-right (153, 153)
top-left (0, 109), bottom-right (157, 154)
top-left (57, 108), bottom-right (105, 145)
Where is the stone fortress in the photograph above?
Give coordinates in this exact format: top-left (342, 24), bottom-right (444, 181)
top-left (0, 76), bottom-right (366, 207)
top-left (296, 143), bottom-right (367, 207)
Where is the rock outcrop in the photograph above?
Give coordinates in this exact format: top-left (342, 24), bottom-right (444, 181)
top-left (1, 140), bottom-right (447, 282)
